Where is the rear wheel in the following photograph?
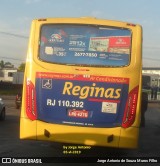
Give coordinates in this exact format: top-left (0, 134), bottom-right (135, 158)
top-left (0, 108), bottom-right (5, 121)
top-left (141, 92), bottom-right (148, 127)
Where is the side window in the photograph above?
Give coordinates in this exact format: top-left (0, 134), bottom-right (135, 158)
top-left (8, 72), bottom-right (13, 77)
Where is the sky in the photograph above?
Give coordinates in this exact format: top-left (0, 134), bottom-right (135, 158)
top-left (0, 0), bottom-right (160, 68)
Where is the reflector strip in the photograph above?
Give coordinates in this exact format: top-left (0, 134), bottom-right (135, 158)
top-left (122, 86), bottom-right (139, 128)
top-left (26, 80), bottom-right (37, 120)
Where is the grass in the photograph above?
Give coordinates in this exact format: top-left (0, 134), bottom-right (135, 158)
top-left (0, 83), bottom-right (23, 95)
top-left (0, 85), bottom-right (22, 95)
top-left (0, 89), bottom-right (21, 95)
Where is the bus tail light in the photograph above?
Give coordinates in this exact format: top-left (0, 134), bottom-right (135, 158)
top-left (122, 86), bottom-right (139, 128)
top-left (26, 80), bottom-right (37, 120)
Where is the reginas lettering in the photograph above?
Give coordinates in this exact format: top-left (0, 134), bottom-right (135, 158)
top-left (62, 82), bottom-right (121, 99)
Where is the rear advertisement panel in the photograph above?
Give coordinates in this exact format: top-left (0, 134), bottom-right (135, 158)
top-left (39, 25), bottom-right (131, 67)
top-left (35, 72), bottom-right (129, 128)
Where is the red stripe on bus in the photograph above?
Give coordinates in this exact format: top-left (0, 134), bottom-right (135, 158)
top-left (88, 98), bottom-right (120, 103)
top-left (36, 72), bottom-right (129, 84)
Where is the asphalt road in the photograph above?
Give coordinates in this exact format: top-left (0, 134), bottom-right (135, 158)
top-left (0, 96), bottom-right (160, 165)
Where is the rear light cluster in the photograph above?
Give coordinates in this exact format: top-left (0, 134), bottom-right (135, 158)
top-left (122, 86), bottom-right (139, 128)
top-left (16, 95), bottom-right (19, 100)
top-left (26, 80), bottom-right (37, 120)
top-left (16, 94), bottom-right (21, 100)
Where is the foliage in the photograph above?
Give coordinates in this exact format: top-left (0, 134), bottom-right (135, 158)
top-left (0, 60), bottom-right (14, 68)
top-left (18, 63), bottom-right (25, 72)
top-left (0, 60), bottom-right (5, 68)
top-left (0, 60), bottom-right (25, 71)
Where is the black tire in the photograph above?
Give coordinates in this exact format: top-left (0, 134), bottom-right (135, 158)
top-left (0, 108), bottom-right (5, 121)
top-left (141, 92), bottom-right (148, 127)
top-left (141, 92), bottom-right (148, 112)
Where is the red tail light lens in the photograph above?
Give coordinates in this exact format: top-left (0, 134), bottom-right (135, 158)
top-left (26, 80), bottom-right (37, 120)
top-left (122, 86), bottom-right (139, 128)
top-left (16, 95), bottom-right (18, 100)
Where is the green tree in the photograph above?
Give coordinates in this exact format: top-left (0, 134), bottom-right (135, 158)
top-left (0, 60), bottom-right (4, 68)
top-left (4, 62), bottom-right (14, 68)
top-left (18, 63), bottom-right (25, 72)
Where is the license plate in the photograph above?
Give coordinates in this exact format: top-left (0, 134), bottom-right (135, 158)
top-left (67, 109), bottom-right (88, 118)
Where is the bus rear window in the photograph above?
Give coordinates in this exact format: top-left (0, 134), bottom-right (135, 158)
top-left (39, 24), bottom-right (131, 67)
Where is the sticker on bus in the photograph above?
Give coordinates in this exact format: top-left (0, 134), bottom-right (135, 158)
top-left (101, 102), bottom-right (117, 114)
top-left (67, 109), bottom-right (89, 118)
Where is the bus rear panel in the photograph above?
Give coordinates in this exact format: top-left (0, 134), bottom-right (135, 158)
top-left (20, 17), bottom-right (142, 149)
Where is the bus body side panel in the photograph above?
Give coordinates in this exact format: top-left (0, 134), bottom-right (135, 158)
top-left (20, 118), bottom-right (37, 140)
top-left (119, 127), bottom-right (139, 148)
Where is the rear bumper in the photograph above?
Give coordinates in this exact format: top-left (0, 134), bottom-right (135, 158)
top-left (20, 118), bottom-right (139, 149)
